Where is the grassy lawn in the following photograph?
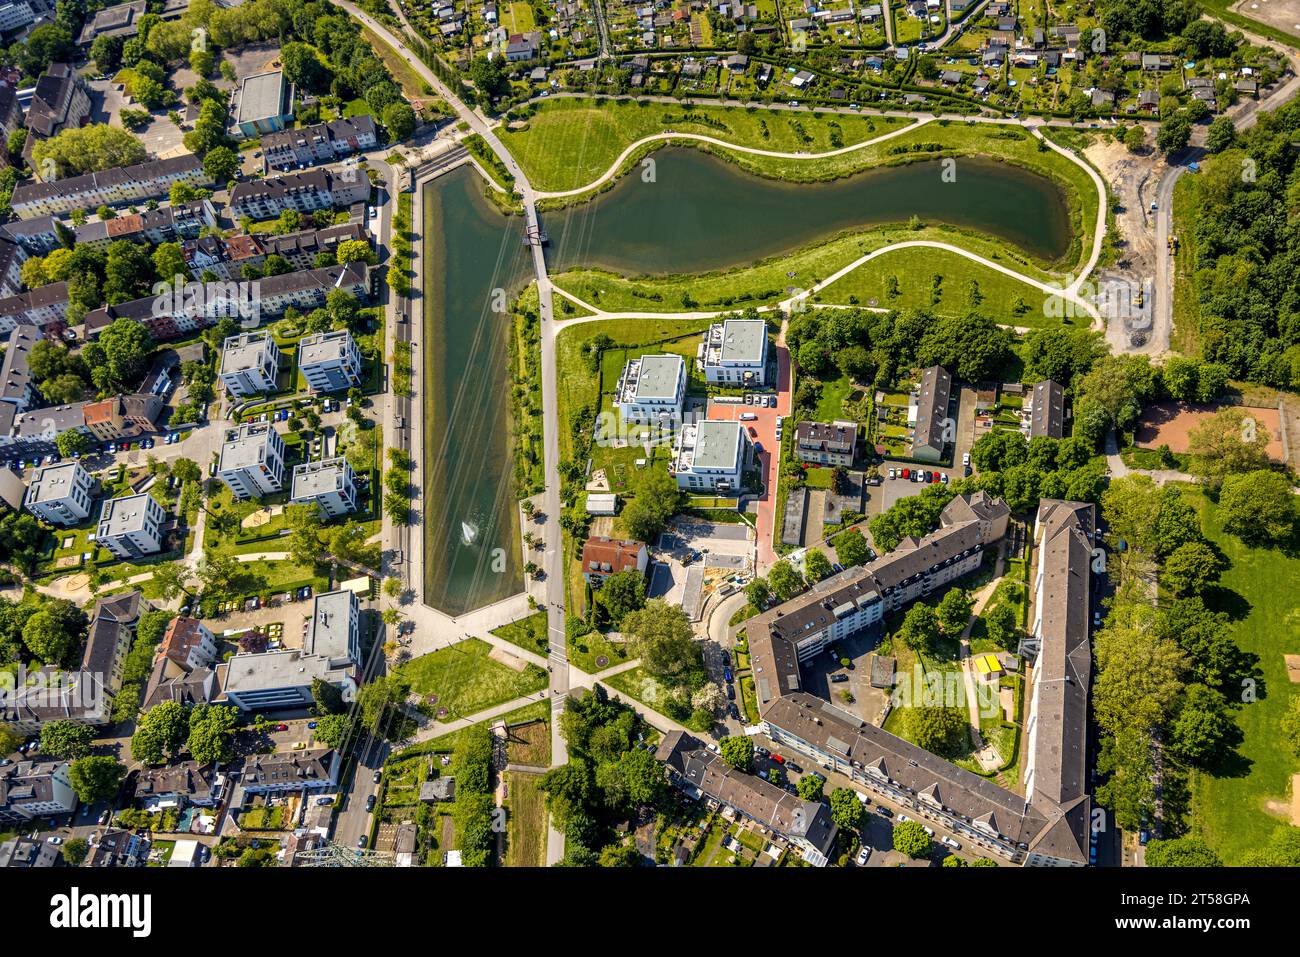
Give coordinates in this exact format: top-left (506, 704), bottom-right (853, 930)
top-left (362, 27), bottom-right (428, 100)
top-left (817, 245), bottom-right (1054, 328)
top-left (491, 611), bottom-right (549, 657)
top-left (568, 628), bottom-right (635, 676)
top-left (499, 97), bottom-right (913, 192)
top-left (503, 771), bottom-right (547, 867)
top-left (388, 700), bottom-right (551, 762)
top-left (1170, 173), bottom-right (1201, 357)
top-left (395, 638), bottom-right (548, 720)
top-left (504, 717), bottom-right (551, 766)
top-left (1185, 487), bottom-right (1300, 865)
top-left (502, 1), bottom-right (536, 33)
top-left (553, 221), bottom-right (1064, 318)
top-left (811, 374), bottom-right (854, 422)
top-left (604, 666), bottom-right (679, 719)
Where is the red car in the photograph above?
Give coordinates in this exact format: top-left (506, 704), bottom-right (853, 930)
top-left (901, 468), bottom-right (910, 479)
top-left (748, 427), bottom-right (758, 437)
top-left (276, 723), bottom-right (288, 732)
top-left (771, 754), bottom-right (785, 764)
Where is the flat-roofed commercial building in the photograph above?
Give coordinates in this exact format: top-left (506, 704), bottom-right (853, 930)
top-left (670, 419), bottom-right (751, 493)
top-left (217, 422), bottom-right (287, 499)
top-left (702, 318), bottom-right (768, 386)
top-left (615, 353), bottom-right (686, 424)
top-left (298, 329), bottom-right (363, 393)
top-left (96, 492), bottom-right (165, 559)
top-left (233, 70), bottom-right (295, 138)
top-left (291, 456), bottom-right (359, 518)
top-left (306, 589), bottom-right (361, 666)
top-left (24, 461), bottom-right (94, 526)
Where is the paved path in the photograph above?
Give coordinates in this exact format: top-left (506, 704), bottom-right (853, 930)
top-left (1103, 430), bottom-right (1193, 485)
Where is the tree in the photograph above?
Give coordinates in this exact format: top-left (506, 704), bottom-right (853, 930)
top-left (1204, 116), bottom-right (1236, 154)
top-left (56, 429), bottom-right (93, 458)
top-left (892, 819), bottom-right (932, 858)
top-left (905, 705), bottom-right (969, 756)
top-left (22, 608), bottom-right (78, 664)
top-left (936, 588), bottom-right (973, 635)
top-left (68, 756), bottom-right (127, 804)
top-left (598, 569), bottom-right (647, 626)
top-left (1123, 124), bottom-right (1146, 152)
top-left (131, 701), bottom-right (190, 765)
top-left (622, 600), bottom-right (698, 677)
top-left (691, 682), bottom-right (726, 713)
top-left (356, 673), bottom-right (414, 741)
top-left (834, 527), bottom-right (871, 567)
top-left (196, 553), bottom-right (240, 595)
top-left (171, 458), bottom-right (201, 486)
top-left (1161, 541), bottom-right (1222, 597)
top-left (336, 238), bottom-right (376, 265)
top-left (1168, 684), bottom-right (1234, 768)
top-left (152, 561), bottom-right (194, 602)
top-left (983, 601), bottom-right (1020, 648)
top-left (744, 577), bottom-right (770, 609)
top-left (1095, 724), bottom-right (1157, 831)
top-left (897, 602), bottom-right (940, 652)
top-left (61, 837), bottom-right (90, 866)
top-left (32, 124), bottom-right (148, 178)
top-left (1186, 408), bottom-right (1271, 489)
top-left (186, 703), bottom-right (238, 764)
top-left (1156, 112), bottom-right (1192, 154)
top-left (153, 242), bottom-right (187, 285)
top-left (718, 735), bottom-right (754, 771)
top-left (768, 559), bottom-right (804, 601)
top-left (15, 23), bottom-right (74, 77)
top-left (1146, 836), bottom-right (1222, 867)
top-left (0, 725), bottom-right (21, 757)
top-left (382, 101), bottom-right (417, 140)
top-left (39, 720), bottom-right (97, 760)
top-left (312, 712), bottom-right (353, 749)
top-left (797, 773), bottom-right (824, 801)
top-left (1219, 470), bottom-right (1296, 545)
top-left (620, 467), bottom-right (682, 542)
top-left (92, 317), bottom-right (154, 388)
top-left (828, 787), bottom-right (866, 831)
top-left (803, 548), bottom-right (833, 582)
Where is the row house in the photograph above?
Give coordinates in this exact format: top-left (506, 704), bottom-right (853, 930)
top-left (228, 168), bottom-right (370, 221)
top-left (11, 153), bottom-right (211, 219)
top-left (261, 115), bottom-right (379, 170)
top-left (260, 222), bottom-right (368, 271)
top-left (183, 233), bottom-right (266, 281)
top-left (74, 198), bottom-right (218, 249)
top-left (4, 391), bottom-right (163, 455)
top-left (0, 282), bottom-right (68, 337)
top-left (0, 216), bottom-right (64, 255)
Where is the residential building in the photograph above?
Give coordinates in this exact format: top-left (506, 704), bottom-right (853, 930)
top-left (0, 236), bottom-right (24, 297)
top-left (241, 749), bottom-right (340, 793)
top-left (82, 829), bottom-right (151, 867)
top-left (133, 761), bottom-right (223, 810)
top-left (748, 492), bottom-right (1092, 866)
top-left (75, 199), bottom-right (218, 249)
top-left (655, 731), bottom-right (838, 866)
top-left (0, 760), bottom-right (76, 823)
top-left (0, 324), bottom-right (41, 412)
top-left (0, 215), bottom-right (63, 254)
top-left (181, 233), bottom-right (265, 281)
top-left (141, 616), bottom-right (221, 711)
top-left (76, 0), bottom-right (145, 44)
top-left (11, 154), bottom-right (210, 219)
top-left (910, 364), bottom-right (952, 462)
top-left (0, 282), bottom-right (68, 336)
top-left (82, 590), bottom-right (145, 703)
top-left (227, 168), bottom-right (370, 220)
top-left (306, 589), bottom-right (362, 666)
top-left (217, 422), bottom-right (287, 499)
top-left (1019, 499), bottom-right (1094, 866)
top-left (291, 456), bottom-right (359, 518)
top-left (259, 222), bottom-right (368, 271)
top-left (219, 331), bottom-right (282, 397)
top-left (221, 648), bottom-right (357, 711)
top-left (1027, 379), bottom-right (1066, 440)
top-left (670, 419), bottom-right (751, 493)
top-left (24, 461), bottom-right (94, 526)
top-left (22, 63), bottom-right (91, 161)
top-left (6, 391), bottom-right (163, 456)
top-left (580, 536), bottom-right (648, 585)
top-left (794, 420), bottom-right (858, 466)
top-left (96, 493), bottom-right (166, 559)
top-left (298, 329), bottom-right (363, 393)
top-left (615, 353), bottom-right (687, 424)
top-left (233, 70), bottom-right (295, 138)
top-left (0, 1), bottom-right (35, 34)
top-left (261, 115), bottom-right (379, 169)
top-left (701, 318), bottom-right (768, 386)
top-left (0, 835), bottom-right (59, 867)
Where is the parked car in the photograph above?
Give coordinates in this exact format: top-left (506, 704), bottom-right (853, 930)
top-left (855, 846), bottom-right (871, 866)
top-left (942, 836), bottom-right (961, 850)
top-left (357, 836), bottom-right (368, 849)
top-left (888, 468), bottom-right (896, 480)
top-left (830, 673), bottom-right (848, 683)
top-left (901, 468), bottom-right (910, 479)
top-left (365, 794), bottom-right (377, 812)
top-left (876, 806), bottom-right (892, 818)
top-left (726, 684), bottom-right (735, 700)
top-left (747, 427), bottom-right (757, 438)
top-left (770, 754), bottom-right (785, 764)
top-left (728, 703), bottom-right (740, 720)
top-left (372, 770), bottom-right (382, 784)
top-left (962, 452), bottom-right (971, 467)
top-left (723, 666), bottom-right (733, 683)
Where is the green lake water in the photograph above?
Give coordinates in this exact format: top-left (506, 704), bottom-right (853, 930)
top-left (421, 150), bottom-right (1072, 615)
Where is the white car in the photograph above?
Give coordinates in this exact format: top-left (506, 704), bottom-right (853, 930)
top-left (855, 846), bottom-right (871, 866)
top-left (942, 836), bottom-right (961, 850)
top-left (962, 452), bottom-right (971, 467)
top-left (888, 468), bottom-right (896, 480)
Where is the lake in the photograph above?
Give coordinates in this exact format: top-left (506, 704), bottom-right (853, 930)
top-left (421, 149), bottom-right (1072, 614)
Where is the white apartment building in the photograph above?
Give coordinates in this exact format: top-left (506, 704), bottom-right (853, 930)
top-left (670, 419), bottom-right (751, 493)
top-left (701, 318), bottom-right (769, 386)
top-left (217, 422), bottom-right (287, 499)
top-left (96, 493), bottom-right (166, 559)
top-left (10, 154), bottom-right (210, 220)
top-left (291, 456), bottom-right (359, 518)
top-left (219, 331), bottom-right (282, 397)
top-left (298, 329), bottom-right (364, 393)
top-left (24, 462), bottom-right (94, 526)
top-left (615, 354), bottom-right (687, 425)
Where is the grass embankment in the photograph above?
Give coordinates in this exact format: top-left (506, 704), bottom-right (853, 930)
top-left (1185, 488), bottom-right (1300, 865)
top-left (553, 223), bottom-right (1062, 325)
top-left (1170, 173), bottom-right (1202, 357)
top-left (498, 97), bottom-right (913, 192)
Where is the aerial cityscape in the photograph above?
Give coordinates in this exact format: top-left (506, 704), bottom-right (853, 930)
top-left (0, 0), bottom-right (1296, 915)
